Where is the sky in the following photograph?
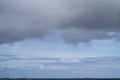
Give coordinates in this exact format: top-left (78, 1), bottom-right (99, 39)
top-left (0, 0), bottom-right (120, 78)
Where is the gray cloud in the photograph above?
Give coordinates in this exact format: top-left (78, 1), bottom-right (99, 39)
top-left (0, 54), bottom-right (15, 57)
top-left (62, 0), bottom-right (120, 29)
top-left (61, 0), bottom-right (120, 43)
top-left (0, 54), bottom-right (16, 62)
top-left (61, 28), bottom-right (113, 43)
top-left (0, 0), bottom-right (62, 44)
top-left (0, 0), bottom-right (120, 44)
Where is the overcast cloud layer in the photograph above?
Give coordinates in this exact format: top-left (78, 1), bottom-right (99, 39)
top-left (0, 0), bottom-right (120, 44)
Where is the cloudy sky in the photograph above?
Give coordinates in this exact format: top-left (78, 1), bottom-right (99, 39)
top-left (0, 0), bottom-right (120, 78)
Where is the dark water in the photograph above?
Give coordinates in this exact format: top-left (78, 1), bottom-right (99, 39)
top-left (0, 78), bottom-right (120, 80)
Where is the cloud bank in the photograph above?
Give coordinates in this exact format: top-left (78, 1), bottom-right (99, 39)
top-left (1, 56), bottom-right (120, 69)
top-left (0, 0), bottom-right (120, 44)
top-left (1, 56), bottom-right (120, 78)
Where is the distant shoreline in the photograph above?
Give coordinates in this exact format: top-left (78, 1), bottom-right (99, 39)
top-left (0, 78), bottom-right (120, 80)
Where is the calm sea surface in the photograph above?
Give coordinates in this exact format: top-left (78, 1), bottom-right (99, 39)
top-left (0, 78), bottom-right (120, 80)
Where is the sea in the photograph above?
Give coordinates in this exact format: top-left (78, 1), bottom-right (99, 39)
top-left (0, 78), bottom-right (120, 80)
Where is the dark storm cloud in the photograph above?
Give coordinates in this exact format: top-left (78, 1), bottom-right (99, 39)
top-left (0, 0), bottom-right (120, 44)
top-left (62, 0), bottom-right (120, 30)
top-left (0, 0), bottom-right (62, 44)
top-left (61, 0), bottom-right (120, 43)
